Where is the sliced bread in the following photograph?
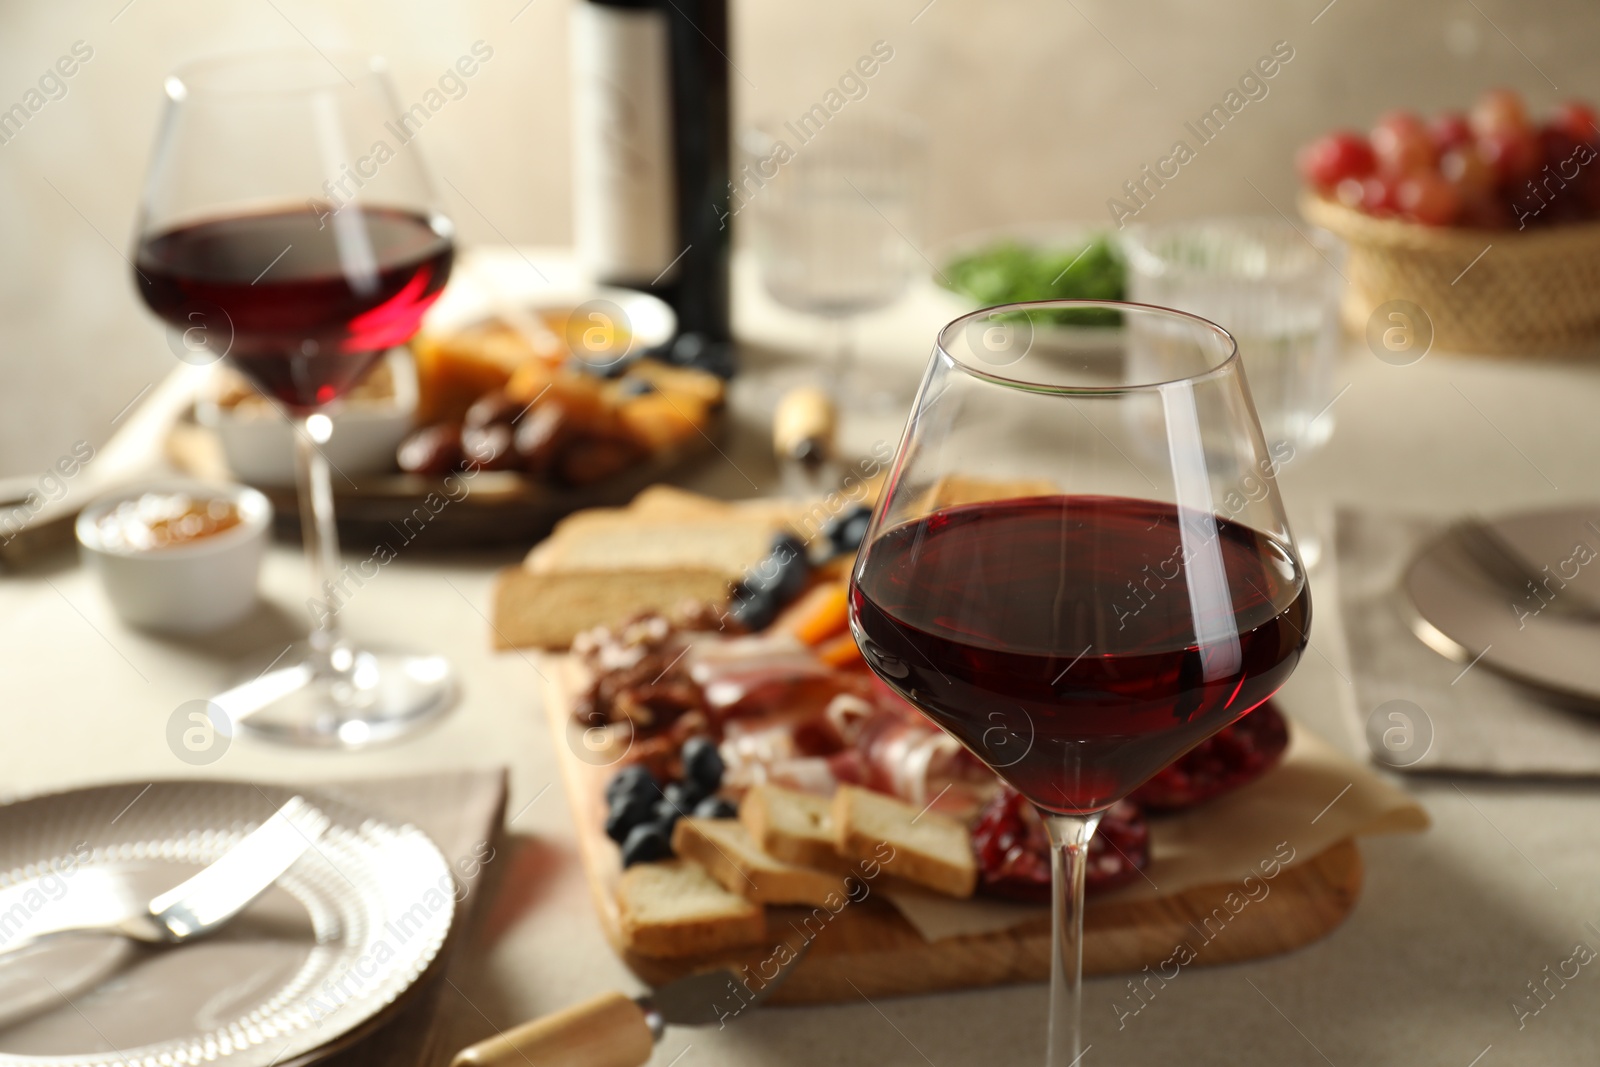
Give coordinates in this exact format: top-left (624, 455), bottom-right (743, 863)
top-left (830, 785), bottom-right (977, 899)
top-left (615, 858), bottom-right (766, 958)
top-left (525, 518), bottom-right (778, 578)
top-left (739, 784), bottom-right (843, 871)
top-left (672, 818), bottom-right (848, 907)
top-left (490, 567), bottom-right (729, 649)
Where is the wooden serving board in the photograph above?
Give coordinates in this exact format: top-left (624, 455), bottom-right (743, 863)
top-left (166, 405), bottom-right (724, 549)
top-left (540, 658), bottom-right (1362, 1004)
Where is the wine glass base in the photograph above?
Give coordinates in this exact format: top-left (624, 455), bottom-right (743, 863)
top-left (221, 641), bottom-right (456, 749)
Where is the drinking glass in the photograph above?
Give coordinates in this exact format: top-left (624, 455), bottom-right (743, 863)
top-left (1122, 218), bottom-right (1342, 455)
top-left (133, 49), bottom-right (457, 747)
top-left (849, 300), bottom-right (1310, 1066)
top-left (741, 111), bottom-right (925, 404)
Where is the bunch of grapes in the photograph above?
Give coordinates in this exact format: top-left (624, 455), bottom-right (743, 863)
top-left (1297, 89), bottom-right (1600, 229)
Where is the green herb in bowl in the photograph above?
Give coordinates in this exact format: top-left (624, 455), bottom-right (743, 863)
top-left (942, 237), bottom-right (1126, 325)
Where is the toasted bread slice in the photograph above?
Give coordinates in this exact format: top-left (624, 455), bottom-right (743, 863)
top-left (490, 567), bottom-right (729, 649)
top-left (739, 784), bottom-right (844, 872)
top-left (830, 785), bottom-right (976, 899)
top-left (627, 484), bottom-right (733, 518)
top-left (673, 818), bottom-right (848, 907)
top-left (525, 518), bottom-right (778, 578)
top-left (616, 858), bottom-right (766, 958)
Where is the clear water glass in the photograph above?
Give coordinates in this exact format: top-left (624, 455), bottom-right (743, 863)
top-left (1122, 218), bottom-right (1342, 456)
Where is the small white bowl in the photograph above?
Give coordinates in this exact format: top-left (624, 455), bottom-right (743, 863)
top-left (196, 348), bottom-right (419, 487)
top-left (76, 481), bottom-right (272, 634)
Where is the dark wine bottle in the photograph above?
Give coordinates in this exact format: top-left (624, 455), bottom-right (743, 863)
top-left (570, 0), bottom-right (733, 376)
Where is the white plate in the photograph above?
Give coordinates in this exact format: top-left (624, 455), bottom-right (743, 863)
top-left (1403, 505), bottom-right (1600, 705)
top-left (0, 781), bottom-right (454, 1066)
top-left (425, 246), bottom-right (677, 348)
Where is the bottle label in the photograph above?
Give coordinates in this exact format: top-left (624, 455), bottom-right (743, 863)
top-left (571, 3), bottom-right (679, 286)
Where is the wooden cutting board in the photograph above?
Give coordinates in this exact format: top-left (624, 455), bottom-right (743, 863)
top-left (540, 657), bottom-right (1362, 1004)
top-left (166, 404), bottom-right (725, 550)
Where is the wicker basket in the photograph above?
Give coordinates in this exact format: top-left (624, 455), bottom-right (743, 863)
top-left (1301, 194), bottom-right (1600, 355)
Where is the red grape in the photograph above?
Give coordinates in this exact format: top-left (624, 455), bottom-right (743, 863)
top-left (1554, 100), bottom-right (1600, 144)
top-left (1297, 91), bottom-right (1600, 227)
top-left (1430, 111), bottom-right (1473, 152)
top-left (1471, 87), bottom-right (1531, 139)
top-left (1479, 127), bottom-right (1541, 184)
top-left (1361, 174), bottom-right (1400, 216)
top-left (1531, 127), bottom-right (1588, 224)
top-left (1441, 145), bottom-right (1495, 202)
top-left (1396, 171), bottom-right (1461, 225)
top-left (1297, 131), bottom-right (1378, 190)
top-left (1459, 198), bottom-right (1513, 230)
top-left (1540, 125), bottom-right (1582, 170)
top-left (1372, 111), bottom-right (1436, 174)
top-left (1334, 177), bottom-right (1366, 209)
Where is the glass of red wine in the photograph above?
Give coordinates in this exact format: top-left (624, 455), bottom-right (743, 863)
top-left (132, 50), bottom-right (457, 747)
top-left (850, 300), bottom-right (1310, 1066)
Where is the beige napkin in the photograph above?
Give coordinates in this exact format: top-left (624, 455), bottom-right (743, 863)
top-left (308, 769), bottom-right (509, 1067)
top-left (1335, 507), bottom-right (1600, 776)
top-left (884, 722), bottom-right (1427, 941)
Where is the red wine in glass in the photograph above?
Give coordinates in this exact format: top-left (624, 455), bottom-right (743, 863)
top-left (851, 494), bottom-right (1310, 815)
top-left (135, 204), bottom-right (454, 409)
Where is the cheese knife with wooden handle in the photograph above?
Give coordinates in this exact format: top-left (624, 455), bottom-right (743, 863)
top-left (450, 942), bottom-right (809, 1067)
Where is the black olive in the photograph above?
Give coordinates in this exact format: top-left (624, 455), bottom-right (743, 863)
top-left (606, 764), bottom-right (658, 805)
top-left (604, 792), bottom-right (656, 844)
top-left (727, 581), bottom-right (780, 632)
top-left (653, 797), bottom-right (685, 827)
top-left (692, 796), bottom-right (737, 819)
top-left (662, 779), bottom-right (704, 812)
top-left (823, 504), bottom-right (874, 557)
top-left (620, 821), bottom-right (674, 867)
top-left (745, 535), bottom-right (812, 600)
top-left (681, 736), bottom-right (725, 794)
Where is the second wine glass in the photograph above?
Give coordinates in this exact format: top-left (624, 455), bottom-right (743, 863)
top-left (849, 300), bottom-right (1311, 1066)
top-left (133, 49), bottom-right (457, 747)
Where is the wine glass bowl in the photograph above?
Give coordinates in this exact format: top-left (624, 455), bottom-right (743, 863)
top-left (848, 299), bottom-right (1310, 1065)
top-left (132, 49), bottom-right (458, 748)
top-left (135, 51), bottom-right (455, 410)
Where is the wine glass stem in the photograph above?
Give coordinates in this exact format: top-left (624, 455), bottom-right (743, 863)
top-left (831, 314), bottom-right (855, 393)
top-left (293, 415), bottom-right (344, 658)
top-left (1044, 811), bottom-right (1103, 1067)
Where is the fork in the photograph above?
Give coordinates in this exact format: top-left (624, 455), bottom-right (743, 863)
top-left (0, 795), bottom-right (330, 957)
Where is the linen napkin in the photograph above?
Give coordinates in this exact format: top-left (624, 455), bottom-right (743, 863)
top-left (1335, 507), bottom-right (1600, 776)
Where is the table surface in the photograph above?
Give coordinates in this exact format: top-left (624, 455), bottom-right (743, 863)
top-left (4, 253), bottom-right (1599, 1067)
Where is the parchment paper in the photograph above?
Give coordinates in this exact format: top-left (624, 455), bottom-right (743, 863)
top-left (883, 722), bottom-right (1428, 942)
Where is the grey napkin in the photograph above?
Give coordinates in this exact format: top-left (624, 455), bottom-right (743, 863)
top-left (1335, 507), bottom-right (1600, 776)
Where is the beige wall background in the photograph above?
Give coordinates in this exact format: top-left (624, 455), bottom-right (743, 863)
top-left (0, 0), bottom-right (1594, 474)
